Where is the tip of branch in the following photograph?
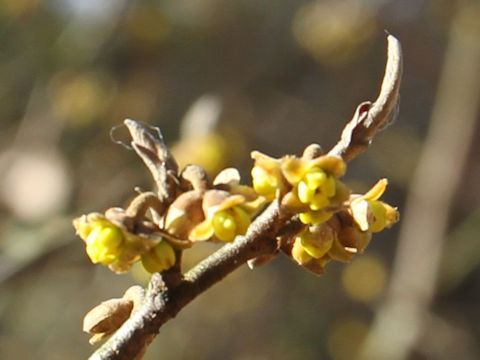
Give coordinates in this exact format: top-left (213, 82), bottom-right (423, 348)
top-left (372, 34), bottom-right (402, 120)
top-left (327, 33), bottom-right (403, 162)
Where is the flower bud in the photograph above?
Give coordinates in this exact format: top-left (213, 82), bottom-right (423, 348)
top-left (250, 151), bottom-right (284, 201)
top-left (297, 224), bottom-right (335, 259)
top-left (85, 225), bottom-right (123, 265)
top-left (74, 214), bottom-right (125, 266)
top-left (83, 286), bottom-right (144, 344)
top-left (141, 240), bottom-right (176, 273)
top-left (291, 237), bottom-right (330, 275)
top-left (291, 237), bottom-right (313, 265)
top-left (164, 190), bottom-right (204, 239)
top-left (337, 226), bottom-right (372, 253)
top-left (83, 297), bottom-right (133, 344)
top-left (73, 212), bottom-right (159, 273)
top-left (189, 190), bottom-right (252, 242)
top-left (349, 179), bottom-right (399, 233)
top-left (251, 166), bottom-right (279, 201)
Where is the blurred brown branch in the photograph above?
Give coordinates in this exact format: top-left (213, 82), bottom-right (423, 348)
top-left (89, 34), bottom-right (403, 360)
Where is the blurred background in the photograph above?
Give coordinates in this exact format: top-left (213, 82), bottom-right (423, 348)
top-left (0, 0), bottom-right (479, 359)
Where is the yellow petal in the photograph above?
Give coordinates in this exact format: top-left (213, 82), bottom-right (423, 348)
top-left (189, 219), bottom-right (215, 241)
top-left (310, 193), bottom-right (329, 210)
top-left (231, 206), bottom-right (251, 236)
top-left (362, 178), bottom-right (388, 201)
top-left (291, 238), bottom-right (313, 265)
top-left (242, 195), bottom-right (267, 215)
top-left (300, 231), bottom-right (333, 259)
top-left (305, 168), bottom-right (327, 189)
top-left (251, 166), bottom-right (277, 200)
top-left (368, 201), bottom-right (387, 233)
top-left (212, 211), bottom-right (237, 242)
top-left (86, 241), bottom-right (102, 263)
top-left (299, 211), bottom-right (333, 225)
top-left (297, 181), bottom-right (315, 203)
top-left (141, 241), bottom-right (176, 273)
top-left (97, 227), bottom-right (123, 248)
top-left (323, 176), bottom-right (336, 197)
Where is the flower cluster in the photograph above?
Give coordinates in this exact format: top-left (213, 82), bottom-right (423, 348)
top-left (251, 150), bottom-right (349, 219)
top-left (73, 211), bottom-right (175, 274)
top-left (250, 149), bottom-right (399, 274)
top-left (164, 167), bottom-right (264, 243)
top-left (74, 141), bottom-right (398, 276)
top-left (74, 166), bottom-right (264, 274)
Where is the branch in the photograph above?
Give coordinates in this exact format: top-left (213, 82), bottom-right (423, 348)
top-left (89, 34), bottom-right (403, 360)
top-left (90, 201), bottom-right (289, 360)
top-left (328, 34), bottom-right (403, 161)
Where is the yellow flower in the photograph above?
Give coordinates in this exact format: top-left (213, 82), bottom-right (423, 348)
top-left (73, 212), bottom-right (158, 273)
top-left (251, 151), bottom-right (349, 212)
top-left (291, 237), bottom-right (315, 265)
top-left (289, 223), bottom-right (340, 275)
top-left (213, 167), bottom-right (266, 213)
top-left (85, 225), bottom-right (123, 265)
top-left (295, 223), bottom-right (335, 259)
top-left (74, 214), bottom-right (124, 265)
top-left (281, 154), bottom-right (345, 184)
top-left (164, 190), bottom-right (205, 240)
top-left (349, 179), bottom-right (399, 233)
top-left (284, 155), bottom-right (347, 204)
top-left (189, 190), bottom-right (252, 242)
top-left (291, 237), bottom-right (331, 275)
top-left (251, 151), bottom-right (284, 201)
top-left (282, 155), bottom-right (349, 226)
top-left (141, 240), bottom-right (176, 273)
top-left (296, 167), bottom-right (335, 209)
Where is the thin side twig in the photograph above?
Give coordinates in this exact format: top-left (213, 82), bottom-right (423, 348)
top-left (124, 119), bottom-right (179, 205)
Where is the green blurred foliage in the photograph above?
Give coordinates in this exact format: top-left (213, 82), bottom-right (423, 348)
top-left (0, 1), bottom-right (479, 359)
